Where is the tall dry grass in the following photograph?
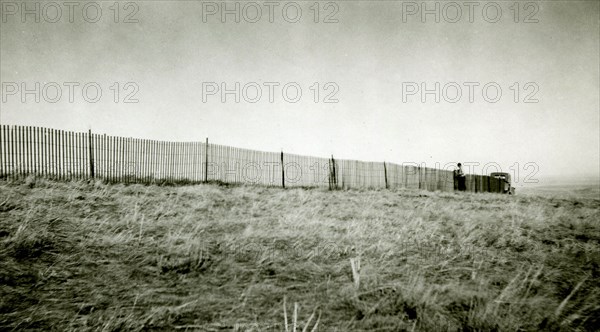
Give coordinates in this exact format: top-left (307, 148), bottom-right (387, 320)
top-left (1, 175), bottom-right (599, 331)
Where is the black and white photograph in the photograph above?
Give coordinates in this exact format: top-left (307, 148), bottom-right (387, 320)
top-left (1, 0), bottom-right (599, 331)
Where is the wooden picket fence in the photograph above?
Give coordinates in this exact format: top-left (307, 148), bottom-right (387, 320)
top-left (0, 125), bottom-right (505, 193)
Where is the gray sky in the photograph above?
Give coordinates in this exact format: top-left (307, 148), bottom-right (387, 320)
top-left (1, 0), bottom-right (599, 183)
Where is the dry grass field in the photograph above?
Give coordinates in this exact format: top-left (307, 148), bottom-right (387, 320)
top-left (1, 176), bottom-right (599, 331)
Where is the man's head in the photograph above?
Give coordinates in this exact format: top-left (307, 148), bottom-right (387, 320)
top-left (457, 163), bottom-right (462, 167)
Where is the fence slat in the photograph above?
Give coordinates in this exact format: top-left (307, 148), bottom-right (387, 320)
top-left (0, 126), bottom-right (4, 177)
top-left (0, 126), bottom-right (5, 177)
top-left (36, 127), bottom-right (41, 177)
top-left (18, 126), bottom-right (23, 177)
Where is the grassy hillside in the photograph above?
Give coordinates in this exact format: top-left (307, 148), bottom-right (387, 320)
top-left (1, 177), bottom-right (599, 331)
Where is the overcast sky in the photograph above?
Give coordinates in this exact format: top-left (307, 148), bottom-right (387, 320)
top-left (1, 0), bottom-right (599, 183)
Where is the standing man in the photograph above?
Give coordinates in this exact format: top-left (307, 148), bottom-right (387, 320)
top-left (455, 163), bottom-right (466, 191)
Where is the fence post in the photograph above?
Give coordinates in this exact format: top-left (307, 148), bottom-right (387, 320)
top-left (88, 129), bottom-right (95, 178)
top-left (281, 151), bottom-right (285, 188)
top-left (204, 137), bottom-right (208, 183)
top-left (330, 155), bottom-right (337, 190)
top-left (328, 157), bottom-right (333, 190)
top-left (383, 161), bottom-right (388, 189)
